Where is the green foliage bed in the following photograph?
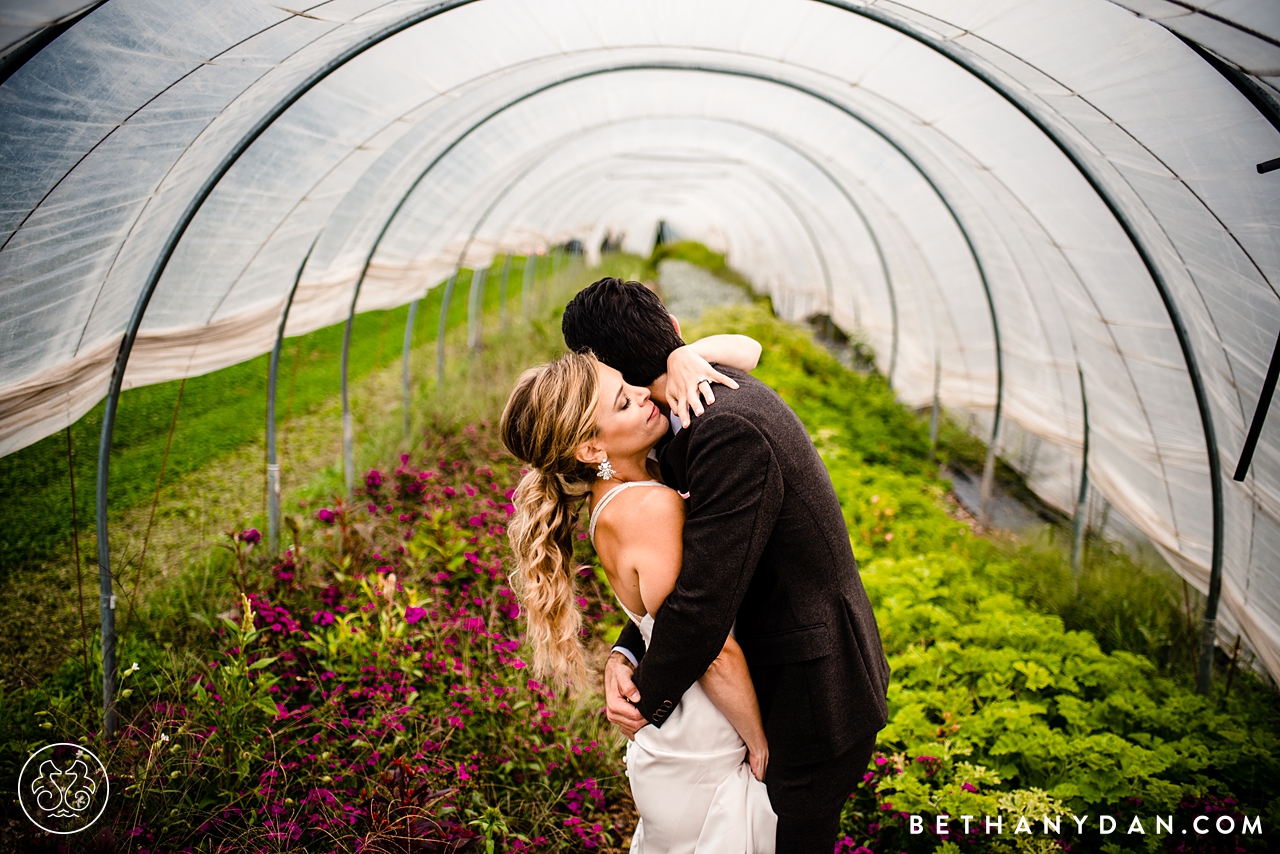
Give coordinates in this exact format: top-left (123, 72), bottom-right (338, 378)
top-left (688, 305), bottom-right (1278, 853)
top-left (1, 265), bottom-right (1274, 852)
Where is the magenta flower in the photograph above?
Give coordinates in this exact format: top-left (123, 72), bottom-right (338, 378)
top-left (365, 469), bottom-right (383, 489)
top-left (404, 606), bottom-right (427, 624)
top-left (238, 528), bottom-right (261, 545)
top-left (961, 782), bottom-right (978, 792)
top-left (316, 508), bottom-right (335, 524)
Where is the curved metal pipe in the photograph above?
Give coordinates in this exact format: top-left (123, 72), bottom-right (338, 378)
top-left (55, 0), bottom-right (1242, 739)
top-left (749, 170), bottom-right (836, 331)
top-left (476, 117), bottom-right (901, 372)
top-left (267, 235), bottom-right (319, 555)
top-left (91, 0), bottom-right (481, 733)
top-left (330, 63), bottom-right (990, 445)
top-left (1071, 367), bottom-right (1090, 577)
top-left (98, 60), bottom-right (999, 675)
top-left (817, 0), bottom-right (1223, 694)
top-left (321, 73), bottom-right (906, 421)
top-left (0, 0), bottom-right (110, 88)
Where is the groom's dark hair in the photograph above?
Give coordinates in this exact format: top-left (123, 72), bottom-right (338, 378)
top-left (562, 277), bottom-right (684, 387)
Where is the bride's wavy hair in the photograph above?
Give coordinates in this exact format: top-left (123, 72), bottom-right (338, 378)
top-left (499, 350), bottom-right (602, 686)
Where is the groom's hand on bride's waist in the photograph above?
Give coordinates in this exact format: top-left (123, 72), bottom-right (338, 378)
top-left (604, 651), bottom-right (648, 739)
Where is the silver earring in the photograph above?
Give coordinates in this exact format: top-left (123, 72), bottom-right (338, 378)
top-left (596, 457), bottom-right (615, 480)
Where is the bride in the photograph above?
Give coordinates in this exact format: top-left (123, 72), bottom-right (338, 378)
top-left (500, 336), bottom-right (776, 853)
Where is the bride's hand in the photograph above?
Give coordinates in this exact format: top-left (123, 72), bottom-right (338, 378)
top-left (747, 741), bottom-right (769, 783)
top-left (604, 652), bottom-right (647, 740)
top-left (666, 346), bottom-right (739, 429)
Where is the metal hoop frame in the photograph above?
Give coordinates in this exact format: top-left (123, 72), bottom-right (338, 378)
top-left (85, 0), bottom-right (1238, 737)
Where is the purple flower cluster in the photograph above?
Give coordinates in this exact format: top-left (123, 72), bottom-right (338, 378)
top-left (96, 423), bottom-right (624, 852)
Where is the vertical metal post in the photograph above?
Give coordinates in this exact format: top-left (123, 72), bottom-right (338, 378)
top-left (521, 254), bottom-right (535, 318)
top-left (267, 237), bottom-right (317, 555)
top-left (403, 298), bottom-right (419, 439)
top-left (498, 254), bottom-right (512, 330)
top-left (1071, 369), bottom-right (1090, 577)
top-left (534, 252), bottom-right (545, 311)
top-left (928, 353), bottom-right (941, 463)
top-left (436, 270), bottom-right (458, 389)
top-left (96, 406), bottom-right (118, 736)
top-left (979, 424), bottom-right (998, 528)
top-left (341, 308), bottom-right (356, 496)
top-left (468, 266), bottom-right (488, 352)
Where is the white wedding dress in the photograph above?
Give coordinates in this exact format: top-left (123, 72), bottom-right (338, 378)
top-left (591, 481), bottom-right (777, 854)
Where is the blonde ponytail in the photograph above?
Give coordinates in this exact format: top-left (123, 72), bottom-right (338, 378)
top-left (500, 352), bottom-right (601, 687)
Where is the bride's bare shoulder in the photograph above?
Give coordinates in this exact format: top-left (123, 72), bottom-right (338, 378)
top-left (595, 484), bottom-right (684, 542)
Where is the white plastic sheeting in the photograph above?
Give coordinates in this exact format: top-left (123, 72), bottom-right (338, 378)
top-left (0, 0), bottom-right (1278, 677)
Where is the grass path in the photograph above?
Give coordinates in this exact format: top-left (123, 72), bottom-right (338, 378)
top-left (0, 256), bottom-right (606, 691)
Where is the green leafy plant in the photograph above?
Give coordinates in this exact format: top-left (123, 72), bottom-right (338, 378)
top-left (688, 304), bottom-right (1278, 853)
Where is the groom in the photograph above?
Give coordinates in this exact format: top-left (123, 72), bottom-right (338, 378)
top-left (563, 278), bottom-right (890, 853)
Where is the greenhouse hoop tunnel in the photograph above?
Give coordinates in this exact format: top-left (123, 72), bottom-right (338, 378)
top-left (82, 0), bottom-right (1247, 735)
top-left (350, 63), bottom-right (997, 424)
top-left (336, 69), bottom-right (898, 477)
top-left (96, 57), bottom-right (1011, 735)
top-left (332, 60), bottom-right (997, 513)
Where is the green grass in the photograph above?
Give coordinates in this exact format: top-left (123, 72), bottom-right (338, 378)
top-left (0, 257), bottom-right (542, 576)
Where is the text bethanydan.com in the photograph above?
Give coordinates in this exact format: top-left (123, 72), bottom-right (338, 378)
top-left (908, 813), bottom-right (1263, 837)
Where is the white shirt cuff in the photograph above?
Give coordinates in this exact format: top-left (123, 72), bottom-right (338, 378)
top-left (611, 645), bottom-right (639, 668)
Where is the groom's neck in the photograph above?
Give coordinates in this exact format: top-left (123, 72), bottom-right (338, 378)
top-left (648, 374), bottom-right (670, 415)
